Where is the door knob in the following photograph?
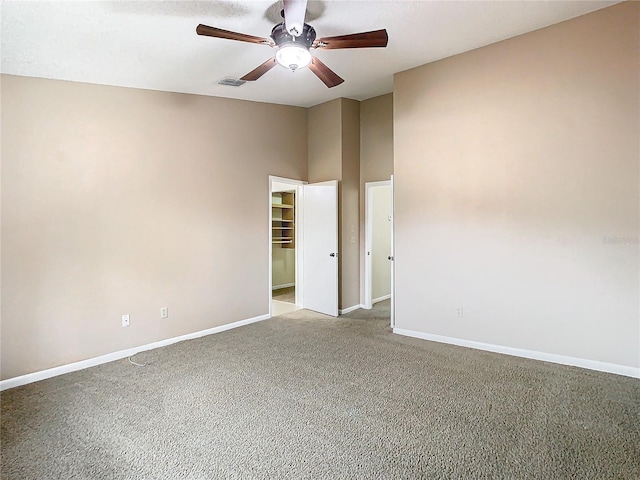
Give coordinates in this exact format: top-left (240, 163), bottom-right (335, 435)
top-left (388, 256), bottom-right (394, 261)
top-left (330, 252), bottom-right (338, 257)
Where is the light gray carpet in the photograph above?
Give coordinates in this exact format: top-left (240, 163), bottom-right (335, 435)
top-left (2, 301), bottom-right (639, 479)
top-left (272, 286), bottom-right (295, 304)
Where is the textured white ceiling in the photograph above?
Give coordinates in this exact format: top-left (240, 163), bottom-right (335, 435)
top-left (1, 0), bottom-right (618, 108)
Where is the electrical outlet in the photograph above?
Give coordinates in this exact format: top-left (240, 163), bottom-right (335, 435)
top-left (122, 314), bottom-right (130, 327)
top-left (456, 307), bottom-right (464, 317)
top-left (160, 307), bottom-right (168, 319)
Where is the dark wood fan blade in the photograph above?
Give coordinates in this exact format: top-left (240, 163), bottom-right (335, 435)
top-left (313, 29), bottom-right (388, 49)
top-left (308, 56), bottom-right (344, 88)
top-left (196, 24), bottom-right (272, 46)
top-left (240, 58), bottom-right (278, 81)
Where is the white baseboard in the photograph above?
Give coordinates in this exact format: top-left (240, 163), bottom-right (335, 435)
top-left (0, 313), bottom-right (271, 392)
top-left (373, 294), bottom-right (391, 304)
top-left (339, 304), bottom-right (363, 315)
top-left (393, 328), bottom-right (640, 379)
top-left (272, 283), bottom-right (295, 290)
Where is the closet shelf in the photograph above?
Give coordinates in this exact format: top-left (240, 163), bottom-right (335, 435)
top-left (272, 191), bottom-right (295, 249)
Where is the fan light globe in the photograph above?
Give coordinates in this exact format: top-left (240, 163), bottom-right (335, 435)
top-left (276, 44), bottom-right (311, 71)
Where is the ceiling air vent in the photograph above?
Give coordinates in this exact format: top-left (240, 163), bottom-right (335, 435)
top-left (217, 77), bottom-right (246, 87)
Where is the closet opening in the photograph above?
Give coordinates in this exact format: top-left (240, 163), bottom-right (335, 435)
top-left (270, 177), bottom-right (304, 317)
top-left (364, 179), bottom-right (394, 326)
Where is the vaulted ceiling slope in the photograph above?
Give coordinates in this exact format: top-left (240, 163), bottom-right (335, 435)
top-left (1, 0), bottom-right (619, 107)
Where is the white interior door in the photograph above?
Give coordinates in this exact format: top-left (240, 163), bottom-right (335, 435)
top-left (302, 181), bottom-right (338, 316)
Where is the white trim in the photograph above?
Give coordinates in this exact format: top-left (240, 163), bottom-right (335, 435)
top-left (392, 328), bottom-right (640, 379)
top-left (390, 175), bottom-right (395, 329)
top-left (339, 304), bottom-right (363, 315)
top-left (373, 294), bottom-right (391, 304)
top-left (272, 283), bottom-right (295, 290)
top-left (1, 313), bottom-right (271, 391)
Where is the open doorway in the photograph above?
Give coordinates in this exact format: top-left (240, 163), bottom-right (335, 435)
top-left (364, 180), bottom-right (393, 324)
top-left (269, 176), bottom-right (340, 318)
top-left (270, 177), bottom-right (304, 317)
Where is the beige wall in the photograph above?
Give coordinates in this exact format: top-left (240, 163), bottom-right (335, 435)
top-left (340, 98), bottom-right (361, 309)
top-left (307, 98), bottom-right (361, 310)
top-left (1, 75), bottom-right (308, 379)
top-left (307, 99), bottom-right (342, 183)
top-left (359, 94), bottom-right (394, 304)
top-left (394, 2), bottom-right (639, 368)
top-left (360, 94), bottom-right (394, 185)
top-left (272, 248), bottom-right (295, 287)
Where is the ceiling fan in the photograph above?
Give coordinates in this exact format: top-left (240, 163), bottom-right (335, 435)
top-left (196, 0), bottom-right (388, 88)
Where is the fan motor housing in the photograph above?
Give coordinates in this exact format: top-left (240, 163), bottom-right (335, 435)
top-left (270, 22), bottom-right (316, 48)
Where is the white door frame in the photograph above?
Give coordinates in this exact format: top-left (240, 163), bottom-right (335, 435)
top-left (269, 175), bottom-right (305, 318)
top-left (390, 174), bottom-right (395, 328)
top-left (364, 180), bottom-right (392, 311)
